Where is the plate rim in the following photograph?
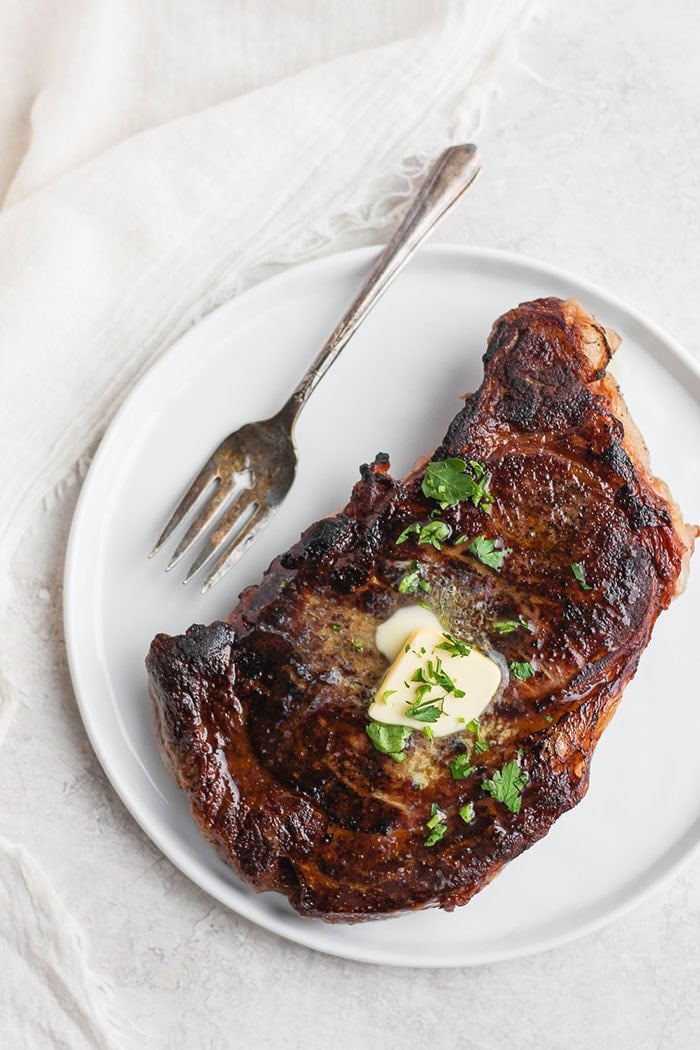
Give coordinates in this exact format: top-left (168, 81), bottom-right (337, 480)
top-left (63, 244), bottom-right (700, 968)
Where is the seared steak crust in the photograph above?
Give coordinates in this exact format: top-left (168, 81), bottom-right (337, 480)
top-left (147, 297), bottom-right (695, 922)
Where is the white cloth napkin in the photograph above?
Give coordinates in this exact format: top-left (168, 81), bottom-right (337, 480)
top-left (0, 2), bottom-right (536, 1044)
top-left (0, 0), bottom-right (536, 579)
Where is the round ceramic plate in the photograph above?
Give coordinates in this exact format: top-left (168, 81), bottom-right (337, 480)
top-left (64, 246), bottom-right (700, 967)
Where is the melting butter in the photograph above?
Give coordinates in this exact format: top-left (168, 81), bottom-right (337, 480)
top-left (369, 625), bottom-right (501, 738)
top-left (375, 605), bottom-right (442, 662)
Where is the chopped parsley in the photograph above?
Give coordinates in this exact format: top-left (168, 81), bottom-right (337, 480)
top-left (397, 561), bottom-right (430, 595)
top-left (469, 459), bottom-right (489, 482)
top-left (424, 826), bottom-right (447, 847)
top-left (466, 717), bottom-right (491, 753)
top-left (424, 803), bottom-right (448, 847)
top-left (421, 457), bottom-right (494, 511)
top-left (509, 660), bottom-right (535, 681)
top-left (405, 698), bottom-right (443, 723)
top-left (482, 758), bottom-right (528, 814)
top-left (412, 658), bottom-right (465, 699)
top-left (544, 714), bottom-right (554, 723)
top-left (571, 561), bottom-right (592, 590)
top-left (396, 523), bottom-right (420, 544)
top-left (404, 655), bottom-right (465, 723)
top-left (352, 638), bottom-right (364, 652)
top-left (379, 689), bottom-right (397, 704)
top-left (436, 632), bottom-right (472, 658)
top-left (396, 520), bottom-right (451, 551)
top-left (492, 616), bottom-right (531, 634)
top-left (467, 534), bottom-right (511, 570)
top-left (426, 802), bottom-right (446, 827)
top-left (331, 623), bottom-right (341, 632)
top-left (366, 722), bottom-right (412, 762)
top-left (459, 802), bottom-right (475, 824)
top-left (449, 753), bottom-right (477, 779)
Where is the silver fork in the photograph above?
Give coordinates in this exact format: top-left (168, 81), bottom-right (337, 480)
top-left (150, 144), bottom-right (481, 592)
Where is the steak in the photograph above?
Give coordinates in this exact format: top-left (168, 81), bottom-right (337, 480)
top-left (147, 297), bottom-right (695, 922)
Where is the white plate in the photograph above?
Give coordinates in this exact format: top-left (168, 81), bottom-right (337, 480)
top-left (64, 246), bottom-right (700, 967)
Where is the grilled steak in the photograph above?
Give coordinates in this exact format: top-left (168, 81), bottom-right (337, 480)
top-left (147, 297), bottom-right (695, 922)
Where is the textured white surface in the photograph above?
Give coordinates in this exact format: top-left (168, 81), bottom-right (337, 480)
top-left (2, 1), bottom-right (700, 1047)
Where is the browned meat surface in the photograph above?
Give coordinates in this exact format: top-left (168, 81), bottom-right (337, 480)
top-left (147, 297), bottom-right (695, 922)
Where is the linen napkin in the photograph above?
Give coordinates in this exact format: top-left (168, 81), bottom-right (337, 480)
top-left (0, 2), bottom-right (537, 1044)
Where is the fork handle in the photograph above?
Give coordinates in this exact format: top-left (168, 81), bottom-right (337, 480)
top-left (281, 144), bottom-right (481, 422)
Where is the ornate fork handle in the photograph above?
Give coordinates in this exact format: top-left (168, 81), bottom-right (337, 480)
top-left (282, 144), bottom-right (480, 422)
top-left (152, 145), bottom-right (481, 590)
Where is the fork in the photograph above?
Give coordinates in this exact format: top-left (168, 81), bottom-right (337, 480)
top-left (150, 143), bottom-right (481, 592)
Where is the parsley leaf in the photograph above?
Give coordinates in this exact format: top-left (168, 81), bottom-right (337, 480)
top-left (467, 460), bottom-right (494, 508)
top-left (352, 638), bottom-right (364, 652)
top-left (405, 701), bottom-right (442, 723)
top-left (421, 458), bottom-right (494, 511)
top-left (467, 534), bottom-right (511, 570)
top-left (492, 616), bottom-right (531, 634)
top-left (424, 802), bottom-right (448, 847)
top-left (509, 660), bottom-right (535, 681)
top-left (366, 722), bottom-right (412, 762)
top-left (422, 458), bottom-right (474, 508)
top-left (571, 562), bottom-right (592, 590)
top-left (418, 520), bottom-right (451, 550)
top-left (436, 632), bottom-right (472, 658)
top-left (397, 560), bottom-right (430, 595)
top-left (331, 623), bottom-right (341, 632)
top-left (449, 753), bottom-right (477, 779)
top-left (396, 523), bottom-right (421, 544)
top-left (459, 802), bottom-right (475, 824)
top-left (482, 759), bottom-right (528, 814)
top-left (396, 520), bottom-right (451, 551)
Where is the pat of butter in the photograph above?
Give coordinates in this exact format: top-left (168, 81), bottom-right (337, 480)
top-left (375, 605), bottom-right (443, 662)
top-left (368, 627), bottom-right (501, 738)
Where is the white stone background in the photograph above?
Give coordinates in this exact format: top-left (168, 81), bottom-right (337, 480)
top-left (3, 1), bottom-right (700, 1047)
